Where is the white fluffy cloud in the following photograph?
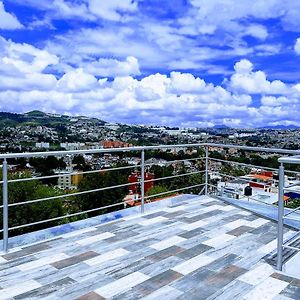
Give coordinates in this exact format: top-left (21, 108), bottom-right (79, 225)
top-left (0, 1), bottom-right (23, 29)
top-left (84, 56), bottom-right (140, 77)
top-left (261, 96), bottom-right (299, 107)
top-left (0, 37), bottom-right (58, 91)
top-left (229, 59), bottom-right (288, 94)
top-left (244, 24), bottom-right (268, 40)
top-left (88, 0), bottom-right (137, 21)
top-left (187, 0), bottom-right (300, 35)
top-left (2, 40), bottom-right (58, 74)
top-left (169, 72), bottom-right (206, 93)
top-left (1, 33), bottom-right (300, 127)
top-left (57, 68), bottom-right (98, 92)
top-left (0, 38), bottom-right (256, 126)
top-left (18, 0), bottom-right (138, 22)
top-left (52, 0), bottom-right (91, 20)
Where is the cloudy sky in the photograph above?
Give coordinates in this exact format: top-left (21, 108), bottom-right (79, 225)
top-left (1, 0), bottom-right (300, 127)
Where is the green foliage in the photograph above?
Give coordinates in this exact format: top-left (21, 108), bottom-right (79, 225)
top-left (285, 198), bottom-right (300, 209)
top-left (72, 155), bottom-right (90, 171)
top-left (29, 156), bottom-right (65, 173)
top-left (76, 168), bottom-right (130, 216)
top-left (167, 167), bottom-right (204, 194)
top-left (0, 171), bottom-right (67, 236)
top-left (145, 149), bottom-right (204, 161)
top-left (210, 151), bottom-right (224, 160)
top-left (146, 185), bottom-right (174, 199)
top-left (249, 154), bottom-right (279, 169)
top-left (149, 165), bottom-right (174, 179)
top-left (220, 165), bottom-right (249, 177)
top-left (148, 164), bottom-right (204, 195)
top-left (28, 156), bottom-right (66, 185)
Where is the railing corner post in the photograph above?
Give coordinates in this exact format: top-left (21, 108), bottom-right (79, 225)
top-left (141, 150), bottom-right (145, 214)
top-left (277, 163), bottom-right (285, 271)
top-left (2, 159), bottom-right (8, 253)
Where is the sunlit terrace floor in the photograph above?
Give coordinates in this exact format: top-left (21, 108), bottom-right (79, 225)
top-left (0, 195), bottom-right (300, 300)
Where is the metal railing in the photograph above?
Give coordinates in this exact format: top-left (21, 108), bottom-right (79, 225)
top-left (0, 143), bottom-right (209, 252)
top-left (277, 155), bottom-right (300, 271)
top-left (1, 142), bottom-right (300, 254)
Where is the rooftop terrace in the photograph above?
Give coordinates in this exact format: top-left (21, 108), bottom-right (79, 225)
top-left (0, 195), bottom-right (299, 300)
top-left (1, 143), bottom-right (300, 299)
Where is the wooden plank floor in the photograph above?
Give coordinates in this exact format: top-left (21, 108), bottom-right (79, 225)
top-left (0, 196), bottom-right (299, 299)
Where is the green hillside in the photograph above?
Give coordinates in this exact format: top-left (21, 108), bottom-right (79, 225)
top-left (0, 111), bottom-right (106, 129)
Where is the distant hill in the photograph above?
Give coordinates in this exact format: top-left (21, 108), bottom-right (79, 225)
top-left (261, 125), bottom-right (299, 130)
top-left (0, 112), bottom-right (28, 127)
top-left (25, 110), bottom-right (48, 117)
top-left (0, 111), bottom-right (107, 128)
top-left (212, 124), bottom-right (230, 130)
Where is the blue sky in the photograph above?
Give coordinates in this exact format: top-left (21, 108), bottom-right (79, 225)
top-left (0, 0), bottom-right (300, 127)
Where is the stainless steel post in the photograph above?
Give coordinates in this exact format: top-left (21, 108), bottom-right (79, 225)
top-left (2, 159), bottom-right (8, 252)
top-left (277, 163), bottom-right (285, 271)
top-left (141, 150), bottom-right (145, 214)
top-left (205, 146), bottom-right (209, 195)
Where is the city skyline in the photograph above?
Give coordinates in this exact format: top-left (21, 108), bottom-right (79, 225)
top-left (0, 1), bottom-right (300, 127)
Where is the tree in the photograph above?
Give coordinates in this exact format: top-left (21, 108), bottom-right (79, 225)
top-left (220, 165), bottom-right (249, 177)
top-left (76, 169), bottom-right (130, 216)
top-left (149, 165), bottom-right (174, 181)
top-left (72, 155), bottom-right (90, 171)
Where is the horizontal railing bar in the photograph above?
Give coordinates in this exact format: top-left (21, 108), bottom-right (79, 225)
top-left (8, 170), bottom-right (206, 207)
top-left (143, 170), bottom-right (205, 184)
top-left (8, 200), bottom-right (135, 231)
top-left (144, 157), bottom-right (205, 167)
top-left (208, 157), bottom-right (279, 172)
top-left (7, 183), bottom-right (208, 231)
top-left (282, 245), bottom-right (300, 251)
top-left (279, 156), bottom-right (300, 164)
top-left (144, 183), bottom-right (205, 199)
top-left (283, 188), bottom-right (300, 194)
top-left (209, 157), bottom-right (300, 175)
top-left (284, 206), bottom-right (300, 217)
top-left (0, 144), bottom-right (207, 159)
top-left (8, 181), bottom-right (139, 207)
top-left (7, 164), bottom-right (140, 183)
top-left (284, 182), bottom-right (300, 189)
top-left (208, 184), bottom-right (218, 188)
top-left (205, 143), bottom-right (300, 155)
top-left (119, 183), bottom-right (207, 204)
top-left (9, 158), bottom-right (205, 184)
top-left (283, 232), bottom-right (300, 246)
top-left (1, 143), bottom-right (300, 160)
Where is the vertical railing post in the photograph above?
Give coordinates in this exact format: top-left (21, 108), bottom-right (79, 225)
top-left (141, 150), bottom-right (145, 214)
top-left (277, 163), bottom-right (285, 271)
top-left (205, 146), bottom-right (209, 195)
top-left (2, 159), bottom-right (8, 252)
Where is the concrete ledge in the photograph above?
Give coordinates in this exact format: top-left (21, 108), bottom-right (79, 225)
top-left (1, 194), bottom-right (198, 250)
top-left (215, 195), bottom-right (300, 230)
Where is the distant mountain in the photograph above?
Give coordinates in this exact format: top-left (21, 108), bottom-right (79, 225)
top-left (261, 125), bottom-right (299, 130)
top-left (212, 124), bottom-right (230, 130)
top-left (25, 110), bottom-right (48, 117)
